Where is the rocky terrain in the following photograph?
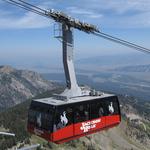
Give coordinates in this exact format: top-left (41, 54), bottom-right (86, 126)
top-left (0, 66), bottom-right (57, 110)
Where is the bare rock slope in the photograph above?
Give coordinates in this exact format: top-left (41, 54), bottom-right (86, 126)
top-left (0, 66), bottom-right (56, 109)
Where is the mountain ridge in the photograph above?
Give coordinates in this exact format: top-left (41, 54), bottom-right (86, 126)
top-left (113, 64), bottom-right (150, 72)
top-left (0, 65), bottom-right (58, 110)
top-left (77, 53), bottom-right (150, 67)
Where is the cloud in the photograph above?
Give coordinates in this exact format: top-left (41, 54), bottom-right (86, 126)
top-left (109, 0), bottom-right (150, 14)
top-left (81, 0), bottom-right (150, 14)
top-left (0, 11), bottom-right (52, 29)
top-left (0, 0), bottom-right (53, 29)
top-left (72, 0), bottom-right (150, 28)
top-left (1, 0), bottom-right (150, 29)
top-left (66, 6), bottom-right (103, 19)
top-left (118, 12), bottom-right (150, 28)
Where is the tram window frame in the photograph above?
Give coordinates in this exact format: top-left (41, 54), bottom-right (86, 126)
top-left (90, 100), bottom-right (104, 120)
top-left (53, 105), bottom-right (73, 131)
top-left (74, 103), bottom-right (90, 123)
top-left (28, 102), bottom-right (54, 131)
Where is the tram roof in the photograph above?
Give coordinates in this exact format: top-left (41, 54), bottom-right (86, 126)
top-left (33, 93), bottom-right (115, 106)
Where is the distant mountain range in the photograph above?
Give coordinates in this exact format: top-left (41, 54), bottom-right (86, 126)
top-left (113, 64), bottom-right (150, 72)
top-left (1, 53), bottom-right (150, 73)
top-left (77, 53), bottom-right (150, 69)
top-left (42, 70), bottom-right (150, 102)
top-left (0, 66), bottom-right (57, 110)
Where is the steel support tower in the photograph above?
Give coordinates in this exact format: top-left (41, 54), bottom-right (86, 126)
top-left (60, 24), bottom-right (82, 98)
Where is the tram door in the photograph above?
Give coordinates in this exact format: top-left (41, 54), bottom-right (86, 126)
top-left (90, 100), bottom-right (105, 132)
top-left (105, 97), bottom-right (120, 127)
top-left (28, 102), bottom-right (54, 140)
top-left (74, 101), bottom-right (106, 135)
top-left (74, 103), bottom-right (90, 135)
top-left (53, 105), bottom-right (74, 141)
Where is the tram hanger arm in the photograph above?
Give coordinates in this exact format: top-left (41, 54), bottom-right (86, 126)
top-left (2, 0), bottom-right (150, 54)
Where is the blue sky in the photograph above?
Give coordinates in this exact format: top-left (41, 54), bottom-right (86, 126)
top-left (0, 0), bottom-right (150, 69)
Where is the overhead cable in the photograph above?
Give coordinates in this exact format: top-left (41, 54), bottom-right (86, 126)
top-left (2, 0), bottom-right (150, 54)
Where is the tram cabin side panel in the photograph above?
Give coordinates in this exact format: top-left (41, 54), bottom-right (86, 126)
top-left (27, 96), bottom-right (121, 143)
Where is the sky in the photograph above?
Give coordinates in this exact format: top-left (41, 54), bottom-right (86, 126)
top-left (0, 0), bottom-right (150, 70)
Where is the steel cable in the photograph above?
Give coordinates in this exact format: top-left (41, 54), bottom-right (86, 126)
top-left (2, 0), bottom-right (150, 54)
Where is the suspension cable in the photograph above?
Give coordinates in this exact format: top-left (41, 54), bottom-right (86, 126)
top-left (2, 0), bottom-right (150, 54)
top-left (93, 32), bottom-right (150, 54)
top-left (2, 0), bottom-right (49, 18)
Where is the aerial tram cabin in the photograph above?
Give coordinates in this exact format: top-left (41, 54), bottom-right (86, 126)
top-left (4, 0), bottom-right (150, 144)
top-left (26, 21), bottom-right (122, 143)
top-left (28, 94), bottom-right (121, 144)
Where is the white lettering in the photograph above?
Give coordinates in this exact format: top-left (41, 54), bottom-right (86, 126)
top-left (80, 119), bottom-right (101, 133)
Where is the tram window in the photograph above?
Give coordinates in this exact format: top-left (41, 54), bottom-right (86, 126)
top-left (105, 97), bottom-right (119, 115)
top-left (28, 103), bottom-right (53, 131)
top-left (41, 110), bottom-right (53, 130)
top-left (74, 104), bottom-right (89, 123)
top-left (91, 102), bottom-right (104, 119)
top-left (53, 107), bottom-right (73, 131)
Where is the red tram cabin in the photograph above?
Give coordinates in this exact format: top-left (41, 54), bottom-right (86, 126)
top-left (27, 94), bottom-right (121, 144)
